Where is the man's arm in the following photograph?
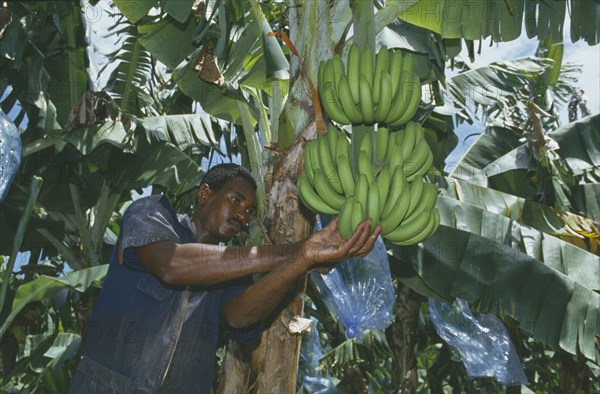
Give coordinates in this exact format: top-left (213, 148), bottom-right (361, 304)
top-left (134, 240), bottom-right (303, 286)
top-left (223, 219), bottom-right (380, 328)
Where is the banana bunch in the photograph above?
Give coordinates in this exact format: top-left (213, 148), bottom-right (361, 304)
top-left (298, 122), bottom-right (439, 246)
top-left (317, 44), bottom-right (422, 127)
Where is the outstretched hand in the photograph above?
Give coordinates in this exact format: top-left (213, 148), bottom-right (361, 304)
top-left (300, 218), bottom-right (381, 273)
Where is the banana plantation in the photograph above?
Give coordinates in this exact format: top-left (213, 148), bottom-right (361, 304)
top-left (1, 0), bottom-right (599, 393)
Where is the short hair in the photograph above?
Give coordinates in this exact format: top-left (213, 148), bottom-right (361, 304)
top-left (200, 163), bottom-right (257, 192)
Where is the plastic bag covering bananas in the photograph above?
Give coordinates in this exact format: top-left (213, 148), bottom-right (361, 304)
top-left (298, 122), bottom-right (439, 246)
top-left (317, 44), bottom-right (422, 127)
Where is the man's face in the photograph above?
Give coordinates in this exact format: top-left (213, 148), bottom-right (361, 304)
top-left (199, 177), bottom-right (257, 243)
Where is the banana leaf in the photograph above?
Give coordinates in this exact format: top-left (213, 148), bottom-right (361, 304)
top-left (113, 0), bottom-right (157, 24)
top-left (548, 114), bottom-right (600, 176)
top-left (392, 224), bottom-right (600, 362)
top-left (160, 0), bottom-right (195, 23)
top-left (0, 265), bottom-right (108, 338)
top-left (139, 114), bottom-right (221, 151)
top-left (137, 16), bottom-right (198, 70)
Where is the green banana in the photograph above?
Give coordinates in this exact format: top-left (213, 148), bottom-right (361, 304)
top-left (359, 133), bottom-right (373, 162)
top-left (360, 45), bottom-right (374, 89)
top-left (303, 140), bottom-right (317, 185)
top-left (347, 44), bottom-right (361, 104)
top-left (406, 148), bottom-right (433, 182)
top-left (380, 186), bottom-right (411, 235)
top-left (317, 135), bottom-right (344, 195)
top-left (382, 166), bottom-right (405, 218)
top-left (366, 181), bottom-right (382, 230)
top-left (384, 207), bottom-right (431, 243)
top-left (337, 153), bottom-right (355, 197)
top-left (388, 76), bottom-right (421, 127)
top-left (405, 177), bottom-right (424, 217)
top-left (313, 168), bottom-right (346, 210)
top-left (403, 137), bottom-right (430, 178)
top-left (320, 59), bottom-right (351, 124)
top-left (326, 124), bottom-right (339, 160)
top-left (388, 145), bottom-right (404, 176)
top-left (354, 174), bottom-right (369, 212)
top-left (358, 150), bottom-right (376, 186)
top-left (403, 182), bottom-right (437, 222)
top-left (385, 70), bottom-right (413, 126)
top-left (338, 74), bottom-right (363, 124)
top-left (298, 174), bottom-right (338, 215)
top-left (351, 200), bottom-right (366, 234)
top-left (388, 50), bottom-right (404, 98)
top-left (392, 208), bottom-right (440, 246)
top-left (399, 121), bottom-right (418, 161)
top-left (376, 166), bottom-right (391, 215)
top-left (374, 70), bottom-right (393, 123)
top-left (337, 197), bottom-right (355, 239)
top-left (375, 126), bottom-right (389, 163)
top-left (332, 54), bottom-right (345, 85)
top-left (372, 45), bottom-right (389, 104)
top-left (358, 74), bottom-right (375, 124)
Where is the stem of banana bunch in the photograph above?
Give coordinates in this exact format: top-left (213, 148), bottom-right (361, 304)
top-left (350, 0), bottom-right (376, 174)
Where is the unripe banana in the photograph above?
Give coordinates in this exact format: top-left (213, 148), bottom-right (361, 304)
top-left (298, 174), bottom-right (338, 215)
top-left (358, 74), bottom-right (375, 124)
top-left (359, 133), bottom-right (373, 162)
top-left (384, 131), bottom-right (401, 163)
top-left (376, 166), bottom-right (391, 213)
top-left (313, 169), bottom-right (345, 210)
top-left (351, 200), bottom-right (366, 234)
top-left (332, 54), bottom-right (345, 85)
top-left (406, 148), bottom-right (433, 182)
top-left (403, 182), bottom-right (437, 222)
top-left (375, 126), bottom-right (389, 163)
top-left (326, 124), bottom-right (339, 159)
top-left (380, 187), bottom-right (410, 235)
top-left (337, 153), bottom-right (355, 197)
top-left (317, 135), bottom-right (344, 195)
top-left (385, 70), bottom-right (413, 126)
top-left (337, 197), bottom-right (355, 239)
top-left (320, 60), bottom-right (352, 124)
top-left (403, 137), bottom-right (430, 178)
top-left (388, 145), bottom-right (404, 176)
top-left (347, 44), bottom-right (361, 104)
top-left (303, 140), bottom-right (317, 185)
top-left (405, 177), bottom-right (424, 217)
top-left (360, 45), bottom-right (374, 89)
top-left (358, 150), bottom-right (376, 186)
top-left (382, 166), bottom-right (405, 218)
top-left (338, 74), bottom-right (363, 124)
top-left (388, 50), bottom-right (404, 98)
top-left (355, 174), bottom-right (369, 211)
top-left (388, 76), bottom-right (421, 127)
top-left (366, 182), bottom-right (382, 231)
top-left (374, 70), bottom-right (393, 123)
top-left (384, 207), bottom-right (431, 243)
top-left (336, 128), bottom-right (351, 157)
top-left (392, 208), bottom-right (440, 246)
top-left (372, 45), bottom-right (389, 104)
top-left (399, 122), bottom-right (417, 161)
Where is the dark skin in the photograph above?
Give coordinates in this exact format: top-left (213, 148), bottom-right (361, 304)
top-left (133, 176), bottom-right (381, 328)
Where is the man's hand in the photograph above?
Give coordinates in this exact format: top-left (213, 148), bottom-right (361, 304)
top-left (300, 218), bottom-right (381, 273)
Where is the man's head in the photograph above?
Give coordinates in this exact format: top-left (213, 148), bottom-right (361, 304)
top-left (194, 163), bottom-right (258, 244)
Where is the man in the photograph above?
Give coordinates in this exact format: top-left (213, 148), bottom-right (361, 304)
top-left (69, 163), bottom-right (380, 393)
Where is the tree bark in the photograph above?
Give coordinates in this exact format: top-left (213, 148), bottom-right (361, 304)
top-left (392, 283), bottom-right (420, 394)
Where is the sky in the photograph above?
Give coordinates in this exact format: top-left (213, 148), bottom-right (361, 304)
top-left (445, 16), bottom-right (600, 166)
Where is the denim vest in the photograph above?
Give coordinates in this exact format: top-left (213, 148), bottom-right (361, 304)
top-left (70, 196), bottom-right (260, 393)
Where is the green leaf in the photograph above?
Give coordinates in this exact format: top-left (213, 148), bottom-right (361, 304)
top-left (64, 122), bottom-right (130, 155)
top-left (160, 0), bottom-right (195, 23)
top-left (139, 114), bottom-right (219, 151)
top-left (433, 195), bottom-right (599, 291)
top-left (0, 265), bottom-right (108, 338)
top-left (548, 114), bottom-right (600, 176)
top-left (393, 225), bottom-right (600, 362)
top-left (113, 0), bottom-right (157, 24)
top-left (138, 16), bottom-right (197, 70)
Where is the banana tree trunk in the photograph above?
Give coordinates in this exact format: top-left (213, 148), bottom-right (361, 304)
top-left (217, 2), bottom-right (352, 392)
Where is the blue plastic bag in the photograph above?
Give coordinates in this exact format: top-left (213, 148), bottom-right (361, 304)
top-left (298, 316), bottom-right (337, 394)
top-left (0, 110), bottom-right (21, 201)
top-left (310, 215), bottom-right (395, 341)
top-left (428, 298), bottom-right (528, 386)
